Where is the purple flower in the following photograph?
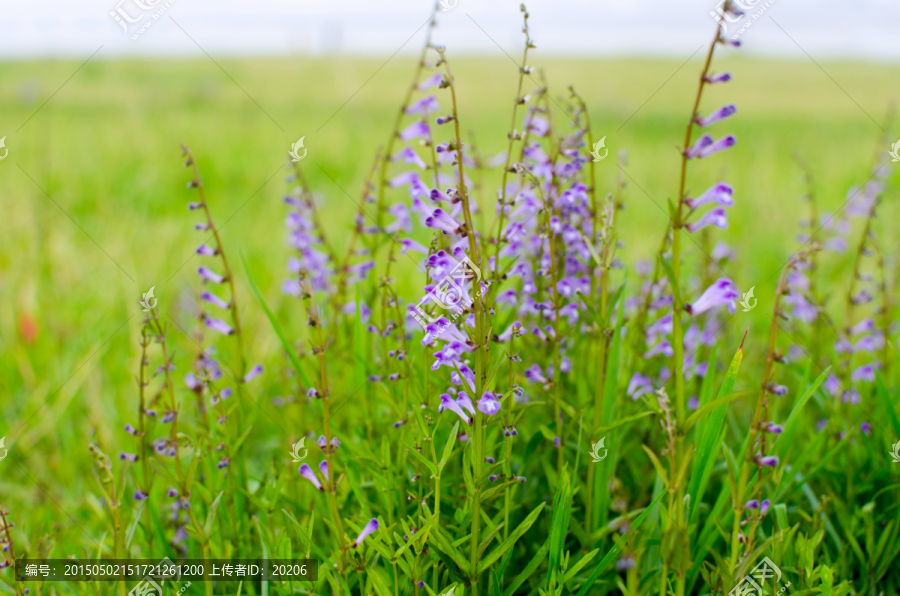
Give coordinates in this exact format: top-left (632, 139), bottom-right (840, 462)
top-left (696, 104), bottom-right (737, 127)
top-left (187, 202), bottom-right (204, 210)
top-left (120, 453), bottom-right (139, 462)
top-left (474, 392), bottom-right (501, 416)
top-left (766, 422), bottom-right (784, 434)
top-left (217, 458), bottom-right (230, 469)
top-left (766, 383), bottom-right (788, 397)
top-left (161, 410), bottom-right (176, 424)
top-left (755, 455), bottom-right (779, 467)
top-left (353, 518), bottom-right (379, 547)
top-left (457, 392), bottom-right (476, 416)
top-left (489, 475), bottom-right (498, 482)
top-left (685, 182), bottom-right (734, 209)
top-left (298, 463), bottom-right (323, 491)
top-left (524, 364), bottom-right (549, 385)
top-left (204, 317), bottom-right (234, 336)
top-left (317, 435), bottom-right (340, 451)
top-left (697, 135), bottom-right (737, 159)
top-left (485, 457), bottom-right (495, 464)
top-left (627, 372), bottom-right (653, 400)
top-left (399, 121), bottom-right (429, 141)
top-left (852, 363), bottom-right (877, 382)
top-left (439, 393), bottom-right (470, 424)
top-left (861, 422), bottom-right (871, 436)
top-left (418, 72), bottom-right (444, 91)
top-left (406, 95), bottom-right (439, 115)
top-left (400, 238), bottom-right (429, 255)
top-left (125, 424), bottom-right (138, 436)
top-left (744, 499), bottom-right (759, 509)
top-left (319, 460), bottom-right (329, 481)
top-left (686, 208), bottom-right (728, 233)
top-left (196, 244), bottom-right (217, 256)
top-left (198, 266), bottom-right (224, 284)
top-left (134, 490), bottom-right (148, 501)
top-left (643, 341), bottom-right (674, 358)
top-left (684, 278), bottom-right (739, 315)
top-left (849, 319), bottom-right (875, 335)
top-left (243, 364), bottom-right (264, 383)
top-left (425, 209), bottom-right (463, 235)
top-left (760, 499), bottom-right (771, 516)
top-left (688, 396), bottom-right (700, 410)
top-left (200, 291), bottom-right (229, 310)
top-left (685, 134), bottom-right (713, 158)
top-left (393, 147), bottom-right (427, 170)
top-left (168, 488), bottom-right (179, 498)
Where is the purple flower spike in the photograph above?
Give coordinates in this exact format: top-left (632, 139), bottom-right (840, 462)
top-left (243, 364), bottom-right (264, 383)
top-left (298, 464), bottom-right (323, 491)
top-left (196, 244), bottom-right (217, 256)
top-left (686, 208), bottom-right (729, 233)
top-left (760, 499), bottom-right (771, 516)
top-left (198, 267), bottom-right (225, 284)
top-left (200, 291), bottom-right (230, 310)
top-left (353, 518), bottom-right (379, 547)
top-left (755, 455), bottom-right (779, 467)
top-left (120, 453), bottom-right (139, 462)
top-left (704, 72), bottom-right (732, 83)
top-left (319, 460), bottom-right (329, 481)
top-left (696, 104), bottom-right (737, 127)
top-left (477, 392), bottom-right (502, 416)
top-left (685, 182), bottom-right (733, 209)
top-left (697, 135), bottom-right (737, 159)
top-left (204, 317), bottom-right (234, 336)
top-left (744, 499), bottom-right (759, 509)
top-left (439, 393), bottom-right (471, 424)
top-left (685, 134), bottom-right (713, 158)
top-left (399, 121), bottom-right (429, 141)
top-left (134, 490), bottom-right (148, 501)
top-left (684, 278), bottom-right (739, 316)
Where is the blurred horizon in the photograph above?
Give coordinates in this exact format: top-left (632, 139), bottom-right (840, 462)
top-left (2, 0), bottom-right (899, 62)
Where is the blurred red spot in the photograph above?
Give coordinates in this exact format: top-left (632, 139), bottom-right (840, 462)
top-left (18, 312), bottom-right (39, 345)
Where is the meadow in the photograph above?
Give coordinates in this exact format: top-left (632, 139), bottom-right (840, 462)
top-left (1, 10), bottom-right (900, 596)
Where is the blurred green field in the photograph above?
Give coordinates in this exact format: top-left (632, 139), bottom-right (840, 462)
top-left (1, 54), bottom-right (898, 578)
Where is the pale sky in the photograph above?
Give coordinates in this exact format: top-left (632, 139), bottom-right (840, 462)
top-left (1, 0), bottom-right (899, 60)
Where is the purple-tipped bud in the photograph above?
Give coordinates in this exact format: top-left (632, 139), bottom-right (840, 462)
top-left (204, 317), bottom-right (234, 336)
top-left (485, 457), bottom-right (495, 464)
top-left (418, 581), bottom-right (425, 588)
top-left (516, 476), bottom-right (526, 483)
top-left (217, 458), bottom-right (230, 469)
top-left (161, 410), bottom-right (176, 424)
top-left (766, 422), bottom-right (784, 434)
top-left (319, 460), bottom-right (329, 481)
top-left (200, 291), bottom-right (230, 310)
top-left (697, 135), bottom-right (737, 159)
top-left (197, 266), bottom-right (224, 284)
top-left (760, 499), bottom-right (771, 516)
top-left (861, 421), bottom-right (871, 436)
top-left (755, 455), bottom-right (779, 467)
top-left (696, 104), bottom-right (737, 127)
top-left (353, 518), bottom-right (379, 547)
top-left (684, 278), bottom-right (739, 316)
top-left (307, 388), bottom-right (319, 398)
top-left (243, 364), bottom-right (264, 383)
top-left (298, 464), bottom-right (323, 490)
top-left (686, 208), bottom-right (729, 233)
top-left (489, 475), bottom-right (498, 482)
top-left (187, 202), bottom-right (204, 210)
top-left (766, 383), bottom-right (788, 397)
top-left (134, 490), bottom-right (148, 501)
top-left (685, 182), bottom-right (733, 209)
top-left (744, 499), bottom-right (759, 509)
top-left (194, 223), bottom-right (209, 231)
top-left (704, 72), bottom-right (732, 83)
top-left (124, 424), bottom-right (138, 436)
top-left (196, 244), bottom-right (217, 256)
top-left (120, 453), bottom-right (139, 462)
top-left (168, 488), bottom-right (179, 498)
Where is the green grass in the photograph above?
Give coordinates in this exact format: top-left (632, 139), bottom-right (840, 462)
top-left (1, 53), bottom-right (899, 595)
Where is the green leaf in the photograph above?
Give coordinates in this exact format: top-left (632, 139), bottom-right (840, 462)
top-left (501, 538), bottom-right (549, 596)
top-left (203, 490), bottom-right (225, 541)
top-left (595, 410), bottom-right (654, 434)
top-left (428, 526), bottom-right (470, 574)
top-left (125, 499), bottom-right (145, 551)
top-left (875, 371), bottom-right (900, 438)
top-left (683, 390), bottom-right (753, 430)
top-left (476, 502), bottom-right (546, 575)
top-left (403, 442), bottom-right (438, 478)
top-left (241, 254), bottom-right (311, 387)
top-left (574, 490), bottom-right (667, 596)
top-left (687, 342), bottom-right (744, 526)
top-left (773, 367), bottom-right (831, 456)
top-left (438, 421), bottom-right (460, 473)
